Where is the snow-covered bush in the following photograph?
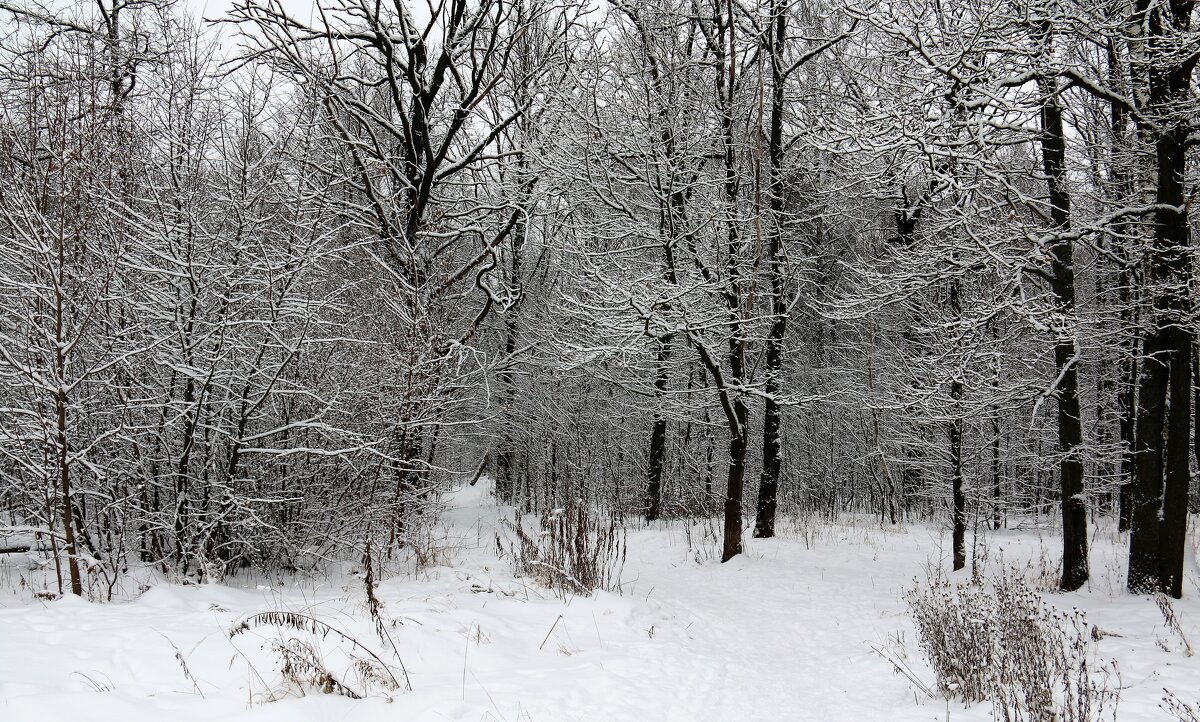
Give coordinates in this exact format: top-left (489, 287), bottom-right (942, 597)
top-left (907, 572), bottom-right (1118, 722)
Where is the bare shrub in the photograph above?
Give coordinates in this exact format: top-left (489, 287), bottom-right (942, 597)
top-left (230, 611), bottom-right (409, 699)
top-left (361, 536), bottom-right (413, 691)
top-left (500, 504), bottom-right (626, 596)
top-left (684, 515), bottom-right (722, 562)
top-left (1155, 595), bottom-right (1194, 657)
top-left (907, 572), bottom-right (1118, 722)
top-left (1164, 689), bottom-right (1200, 722)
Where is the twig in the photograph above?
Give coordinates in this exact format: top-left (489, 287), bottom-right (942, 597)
top-left (539, 614), bottom-right (565, 651)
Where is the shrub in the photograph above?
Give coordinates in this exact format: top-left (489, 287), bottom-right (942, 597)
top-left (1164, 689), bottom-right (1200, 722)
top-left (907, 572), bottom-right (1118, 722)
top-left (501, 503), bottom-right (626, 596)
top-left (229, 611), bottom-right (408, 700)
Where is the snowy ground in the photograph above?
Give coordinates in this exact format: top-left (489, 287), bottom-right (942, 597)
top-left (2, 483), bottom-right (1198, 721)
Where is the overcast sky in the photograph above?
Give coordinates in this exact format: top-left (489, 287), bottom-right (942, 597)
top-left (185, 0), bottom-right (318, 25)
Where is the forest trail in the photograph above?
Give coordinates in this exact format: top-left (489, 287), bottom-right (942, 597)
top-left (609, 522), bottom-right (939, 722)
top-left (438, 482), bottom-right (962, 721)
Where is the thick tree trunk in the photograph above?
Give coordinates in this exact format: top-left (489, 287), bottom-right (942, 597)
top-left (755, 386), bottom-right (782, 538)
top-left (754, 1), bottom-right (788, 539)
top-left (1152, 76), bottom-right (1193, 599)
top-left (1159, 326), bottom-right (1192, 596)
top-left (1129, 331), bottom-right (1167, 592)
top-left (1117, 327), bottom-right (1138, 533)
top-left (723, 398), bottom-right (750, 561)
top-left (707, 0), bottom-right (749, 563)
top-left (1037, 50), bottom-right (1089, 591)
top-left (1127, 0), bottom-right (1195, 597)
top-left (1055, 336), bottom-right (1088, 591)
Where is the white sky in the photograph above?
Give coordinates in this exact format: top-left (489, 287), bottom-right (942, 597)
top-left (185, 0), bottom-right (319, 25)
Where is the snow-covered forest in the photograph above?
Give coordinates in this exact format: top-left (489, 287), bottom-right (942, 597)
top-left (0, 0), bottom-right (1198, 719)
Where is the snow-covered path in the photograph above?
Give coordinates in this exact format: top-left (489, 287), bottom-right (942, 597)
top-left (605, 525), bottom-right (939, 722)
top-left (1, 484), bottom-right (1197, 721)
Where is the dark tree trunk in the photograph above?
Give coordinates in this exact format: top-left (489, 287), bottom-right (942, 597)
top-left (1127, 0), bottom-right (1195, 598)
top-left (1159, 325), bottom-right (1192, 596)
top-left (1038, 70), bottom-right (1088, 591)
top-left (754, 0), bottom-right (788, 540)
top-left (1117, 329), bottom-right (1138, 533)
top-left (1152, 40), bottom-right (1194, 597)
top-left (55, 386), bottom-right (82, 597)
top-left (645, 336), bottom-right (671, 522)
top-left (950, 390), bottom-right (966, 572)
top-left (495, 173), bottom-right (530, 506)
top-left (495, 300), bottom-right (521, 506)
top-left (723, 398), bottom-right (750, 561)
top-left (949, 281), bottom-right (965, 573)
top-left (629, 5), bottom-right (692, 525)
top-left (704, 0), bottom-right (750, 563)
top-left (992, 408), bottom-right (1002, 531)
top-left (756, 384), bottom-right (782, 538)
top-left (1107, 31), bottom-right (1138, 534)
top-left (1129, 330), bottom-right (1167, 592)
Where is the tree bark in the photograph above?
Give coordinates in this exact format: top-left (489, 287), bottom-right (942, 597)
top-left (949, 280), bottom-right (965, 573)
top-left (55, 385), bottom-right (82, 597)
top-left (1127, 0), bottom-right (1195, 597)
top-left (754, 0), bottom-right (788, 540)
top-left (950, 391), bottom-right (966, 572)
top-left (1106, 31), bottom-right (1138, 534)
top-left (991, 403), bottom-right (1002, 531)
top-left (724, 398), bottom-right (750, 561)
top-left (1037, 64), bottom-right (1088, 591)
top-left (645, 336), bottom-right (671, 522)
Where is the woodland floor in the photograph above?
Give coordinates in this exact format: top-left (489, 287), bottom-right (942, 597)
top-left (1, 482), bottom-right (1198, 722)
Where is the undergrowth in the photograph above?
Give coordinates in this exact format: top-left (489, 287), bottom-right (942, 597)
top-left (1164, 689), bottom-right (1200, 721)
top-left (229, 610), bottom-right (410, 701)
top-left (906, 571), bottom-right (1119, 722)
top-left (499, 503), bottom-right (626, 596)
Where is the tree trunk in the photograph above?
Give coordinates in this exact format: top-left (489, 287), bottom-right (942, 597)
top-left (724, 398), bottom-right (749, 561)
top-left (1159, 325), bottom-right (1192, 596)
top-left (1129, 329), bottom-right (1167, 592)
top-left (645, 336), bottom-right (671, 522)
top-left (1152, 47), bottom-right (1194, 597)
top-left (1038, 67), bottom-right (1088, 591)
top-left (950, 394), bottom-right (966, 572)
top-left (52, 243), bottom-right (82, 597)
top-left (55, 386), bottom-right (82, 597)
top-left (495, 207), bottom-right (525, 506)
top-left (1117, 326), bottom-right (1138, 533)
top-left (1107, 31), bottom-right (1139, 535)
top-left (992, 408), bottom-right (1002, 531)
top-left (754, 0), bottom-right (788, 539)
top-left (707, 0), bottom-right (750, 563)
top-left (949, 281), bottom-right (965, 572)
top-left (1127, 0), bottom-right (1195, 597)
